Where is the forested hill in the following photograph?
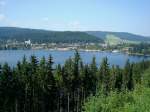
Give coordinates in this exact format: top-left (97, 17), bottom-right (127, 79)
top-left (1, 27), bottom-right (150, 44)
top-left (0, 27), bottom-right (103, 43)
top-left (86, 31), bottom-right (150, 42)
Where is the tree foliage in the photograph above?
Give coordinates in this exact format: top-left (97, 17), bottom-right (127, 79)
top-left (0, 51), bottom-right (150, 112)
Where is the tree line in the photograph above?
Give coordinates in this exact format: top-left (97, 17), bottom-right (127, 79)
top-left (0, 51), bottom-right (150, 112)
top-left (129, 43), bottom-right (150, 55)
top-left (0, 27), bottom-right (103, 44)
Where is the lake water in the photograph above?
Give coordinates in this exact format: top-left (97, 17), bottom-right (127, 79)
top-left (0, 50), bottom-right (149, 67)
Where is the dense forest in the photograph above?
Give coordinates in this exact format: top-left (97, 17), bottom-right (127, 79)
top-left (83, 62), bottom-right (150, 112)
top-left (1, 27), bottom-right (150, 44)
top-left (0, 27), bottom-right (103, 43)
top-left (129, 43), bottom-right (150, 55)
top-left (0, 51), bottom-right (150, 112)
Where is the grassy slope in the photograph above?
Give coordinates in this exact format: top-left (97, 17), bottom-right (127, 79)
top-left (105, 34), bottom-right (139, 45)
top-left (105, 34), bottom-right (122, 45)
top-left (86, 31), bottom-right (150, 43)
top-left (83, 68), bottom-right (150, 112)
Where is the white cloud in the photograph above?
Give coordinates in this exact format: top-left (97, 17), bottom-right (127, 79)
top-left (0, 14), bottom-right (5, 21)
top-left (0, 0), bottom-right (6, 7)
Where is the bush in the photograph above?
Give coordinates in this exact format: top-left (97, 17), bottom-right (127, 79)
top-left (83, 68), bottom-right (150, 112)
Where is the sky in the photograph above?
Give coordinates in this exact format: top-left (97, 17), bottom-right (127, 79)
top-left (0, 0), bottom-right (150, 36)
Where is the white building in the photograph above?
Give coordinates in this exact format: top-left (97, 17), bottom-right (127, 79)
top-left (25, 40), bottom-right (31, 45)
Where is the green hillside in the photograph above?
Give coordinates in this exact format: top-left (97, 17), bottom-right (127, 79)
top-left (0, 27), bottom-right (103, 43)
top-left (86, 31), bottom-right (150, 43)
top-left (105, 34), bottom-right (122, 45)
top-left (1, 27), bottom-right (150, 44)
top-left (105, 34), bottom-right (140, 45)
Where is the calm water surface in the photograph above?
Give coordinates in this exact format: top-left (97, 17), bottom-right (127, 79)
top-left (0, 50), bottom-right (149, 67)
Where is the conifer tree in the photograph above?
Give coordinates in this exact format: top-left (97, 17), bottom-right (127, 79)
top-left (73, 50), bottom-right (80, 90)
top-left (123, 59), bottom-right (134, 91)
top-left (54, 64), bottom-right (64, 112)
top-left (64, 56), bottom-right (76, 112)
top-left (133, 64), bottom-right (142, 84)
top-left (110, 65), bottom-right (117, 90)
top-left (44, 55), bottom-right (57, 112)
top-left (99, 57), bottom-right (110, 94)
top-left (89, 56), bottom-right (98, 94)
top-left (114, 65), bottom-right (123, 91)
top-left (0, 52), bottom-right (149, 112)
top-left (30, 55), bottom-right (39, 112)
top-left (127, 64), bottom-right (134, 90)
top-left (73, 50), bottom-right (81, 112)
top-left (37, 57), bottom-right (47, 112)
top-left (0, 63), bottom-right (14, 111)
top-left (0, 64), bottom-right (2, 74)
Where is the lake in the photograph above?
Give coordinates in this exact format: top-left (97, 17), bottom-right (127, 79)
top-left (0, 50), bottom-right (149, 67)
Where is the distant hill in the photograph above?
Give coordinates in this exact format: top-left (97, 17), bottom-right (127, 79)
top-left (0, 27), bottom-right (103, 43)
top-left (0, 27), bottom-right (149, 44)
top-left (86, 31), bottom-right (150, 44)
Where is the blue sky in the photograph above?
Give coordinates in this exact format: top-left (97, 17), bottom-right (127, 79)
top-left (0, 0), bottom-right (150, 36)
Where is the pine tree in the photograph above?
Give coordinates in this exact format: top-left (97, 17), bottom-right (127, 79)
top-left (0, 63), bottom-right (14, 111)
top-left (30, 55), bottom-right (39, 112)
top-left (37, 56), bottom-right (47, 112)
top-left (99, 57), bottom-right (110, 95)
top-left (83, 64), bottom-right (92, 96)
top-left (110, 65), bottom-right (117, 90)
top-left (89, 56), bottom-right (98, 94)
top-left (73, 50), bottom-right (80, 90)
top-left (133, 64), bottom-right (142, 84)
top-left (0, 52), bottom-right (149, 112)
top-left (44, 55), bottom-right (57, 112)
top-left (54, 64), bottom-right (64, 112)
top-left (123, 59), bottom-right (134, 91)
top-left (127, 64), bottom-right (134, 90)
top-left (0, 64), bottom-right (2, 74)
top-left (59, 57), bottom-right (73, 111)
top-left (73, 50), bottom-right (81, 112)
top-left (123, 59), bottom-right (131, 90)
top-left (20, 55), bottom-right (31, 112)
top-left (114, 65), bottom-right (123, 91)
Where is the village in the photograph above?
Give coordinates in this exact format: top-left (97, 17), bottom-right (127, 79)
top-left (0, 39), bottom-right (136, 54)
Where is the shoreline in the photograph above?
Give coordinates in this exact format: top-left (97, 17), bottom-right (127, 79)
top-left (0, 48), bottom-right (150, 57)
top-left (126, 52), bottom-right (150, 57)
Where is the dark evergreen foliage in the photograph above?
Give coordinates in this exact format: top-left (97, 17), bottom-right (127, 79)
top-left (0, 27), bottom-right (103, 43)
top-left (0, 51), bottom-right (150, 112)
